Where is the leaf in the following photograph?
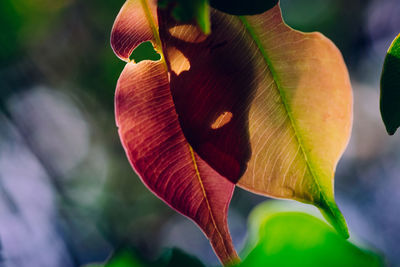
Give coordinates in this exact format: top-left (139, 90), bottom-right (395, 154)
top-left (111, 1), bottom-right (238, 265)
top-left (131, 41), bottom-right (161, 63)
top-left (83, 249), bottom-right (142, 267)
top-left (105, 249), bottom-right (144, 267)
top-left (380, 33), bottom-right (400, 135)
top-left (209, 0), bottom-right (278, 15)
top-left (156, 248), bottom-right (206, 267)
top-left (238, 201), bottom-right (384, 267)
top-left (159, 3), bottom-right (352, 237)
top-left (111, 0), bottom-right (160, 62)
top-left (85, 247), bottom-right (205, 267)
top-left (158, 0), bottom-right (211, 34)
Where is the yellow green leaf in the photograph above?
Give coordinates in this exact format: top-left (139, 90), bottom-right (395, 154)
top-left (236, 5), bottom-right (352, 238)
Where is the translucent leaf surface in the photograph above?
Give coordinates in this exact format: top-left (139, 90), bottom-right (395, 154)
top-left (160, 3), bottom-right (352, 237)
top-left (111, 1), bottom-right (238, 265)
top-left (156, 248), bottom-right (206, 267)
top-left (111, 0), bottom-right (353, 263)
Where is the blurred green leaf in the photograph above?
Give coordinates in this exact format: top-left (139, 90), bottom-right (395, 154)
top-left (84, 248), bottom-right (144, 267)
top-left (157, 0), bottom-right (279, 34)
top-left (209, 0), bottom-right (278, 15)
top-left (0, 0), bottom-right (69, 66)
top-left (158, 0), bottom-right (210, 34)
top-left (105, 250), bottom-right (144, 267)
top-left (239, 201), bottom-right (384, 267)
top-left (155, 248), bottom-right (205, 267)
top-left (380, 33), bottom-right (400, 135)
top-left (84, 247), bottom-right (205, 267)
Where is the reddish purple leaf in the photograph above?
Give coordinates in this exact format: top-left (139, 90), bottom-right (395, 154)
top-left (112, 1), bottom-right (239, 264)
top-left (115, 61), bottom-right (238, 265)
top-left (158, 9), bottom-right (255, 183)
top-left (111, 0), bottom-right (159, 61)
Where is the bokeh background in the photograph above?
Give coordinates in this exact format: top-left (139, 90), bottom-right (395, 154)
top-left (0, 0), bottom-right (399, 266)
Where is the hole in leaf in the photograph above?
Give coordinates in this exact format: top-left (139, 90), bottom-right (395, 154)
top-left (167, 47), bottom-right (191, 75)
top-left (211, 111), bottom-right (233, 129)
top-left (130, 41), bottom-right (161, 63)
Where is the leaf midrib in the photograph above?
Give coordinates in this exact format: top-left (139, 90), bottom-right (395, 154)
top-left (238, 16), bottom-right (331, 210)
top-left (188, 145), bottom-right (232, 262)
top-left (139, 0), bottom-right (235, 262)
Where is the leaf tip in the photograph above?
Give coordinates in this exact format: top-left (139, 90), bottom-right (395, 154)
top-left (318, 200), bottom-right (349, 239)
top-left (386, 125), bottom-right (397, 136)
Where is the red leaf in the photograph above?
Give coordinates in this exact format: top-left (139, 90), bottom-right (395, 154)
top-left (115, 59), bottom-right (239, 265)
top-left (111, 0), bottom-right (159, 61)
top-left (158, 9), bottom-right (255, 183)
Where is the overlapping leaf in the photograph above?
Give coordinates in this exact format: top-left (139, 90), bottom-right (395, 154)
top-left (112, 0), bottom-right (238, 265)
top-left (158, 0), bottom-right (211, 34)
top-left (380, 33), bottom-right (400, 135)
top-left (111, 0), bottom-right (353, 264)
top-left (160, 3), bottom-right (352, 236)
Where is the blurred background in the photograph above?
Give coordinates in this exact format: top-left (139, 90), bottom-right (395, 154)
top-left (0, 0), bottom-right (399, 266)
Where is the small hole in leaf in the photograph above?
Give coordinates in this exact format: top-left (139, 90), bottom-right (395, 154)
top-left (130, 41), bottom-right (161, 63)
top-left (211, 111), bottom-right (233, 129)
top-left (167, 47), bottom-right (190, 75)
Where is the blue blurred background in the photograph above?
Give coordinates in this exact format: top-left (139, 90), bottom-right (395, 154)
top-left (0, 0), bottom-right (399, 266)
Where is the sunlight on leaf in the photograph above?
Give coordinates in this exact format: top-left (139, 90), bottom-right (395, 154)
top-left (114, 60), bottom-right (238, 266)
top-left (168, 25), bottom-right (207, 43)
top-left (239, 201), bottom-right (383, 267)
top-left (111, 0), bottom-right (353, 264)
top-left (166, 47), bottom-right (191, 75)
top-left (380, 33), bottom-right (400, 135)
top-left (160, 3), bottom-right (352, 237)
top-left (111, 2), bottom-right (238, 264)
top-left (211, 111), bottom-right (233, 130)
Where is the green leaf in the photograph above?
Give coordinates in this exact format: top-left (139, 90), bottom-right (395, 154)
top-left (105, 250), bottom-right (144, 267)
top-left (84, 247), bottom-right (206, 267)
top-left (158, 0), bottom-right (211, 34)
top-left (83, 249), bottom-right (144, 267)
top-left (130, 41), bottom-right (161, 63)
top-left (239, 201), bottom-right (384, 267)
top-left (111, 1), bottom-right (353, 263)
top-left (155, 248), bottom-right (206, 267)
top-left (380, 33), bottom-right (400, 135)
